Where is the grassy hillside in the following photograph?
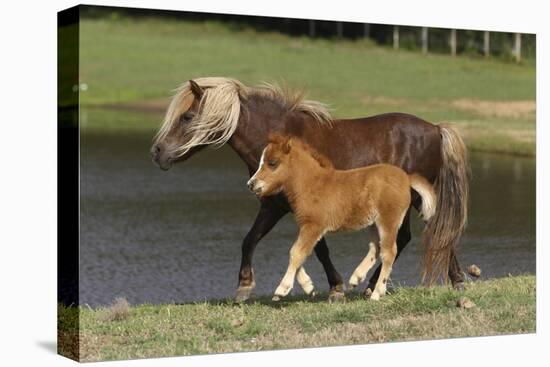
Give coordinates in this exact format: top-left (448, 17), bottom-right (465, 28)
top-left (59, 275), bottom-right (535, 362)
top-left (76, 17), bottom-right (535, 155)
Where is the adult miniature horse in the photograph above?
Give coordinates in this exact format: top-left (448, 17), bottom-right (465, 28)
top-left (151, 77), bottom-right (469, 302)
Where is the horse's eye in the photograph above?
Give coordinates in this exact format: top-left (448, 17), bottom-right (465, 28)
top-left (181, 112), bottom-right (194, 123)
top-left (268, 159), bottom-right (278, 168)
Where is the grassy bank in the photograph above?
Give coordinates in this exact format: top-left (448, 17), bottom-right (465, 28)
top-left (59, 275), bottom-right (535, 362)
top-left (76, 17), bottom-right (536, 156)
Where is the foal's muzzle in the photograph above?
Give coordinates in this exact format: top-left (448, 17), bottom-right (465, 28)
top-left (247, 178), bottom-right (262, 196)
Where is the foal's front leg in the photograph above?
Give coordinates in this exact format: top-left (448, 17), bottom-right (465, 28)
top-left (273, 226), bottom-right (323, 301)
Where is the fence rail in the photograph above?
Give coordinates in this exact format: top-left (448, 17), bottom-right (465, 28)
top-left (81, 7), bottom-right (535, 63)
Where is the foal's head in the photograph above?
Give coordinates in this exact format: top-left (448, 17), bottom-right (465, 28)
top-left (247, 134), bottom-right (293, 197)
top-left (247, 133), bottom-right (333, 197)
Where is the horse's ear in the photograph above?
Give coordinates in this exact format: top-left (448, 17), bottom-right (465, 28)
top-left (281, 137), bottom-right (292, 154)
top-left (189, 80), bottom-right (204, 99)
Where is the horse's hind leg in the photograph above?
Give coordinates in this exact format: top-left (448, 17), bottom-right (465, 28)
top-left (449, 248), bottom-right (465, 291)
top-left (236, 201), bottom-right (287, 302)
top-left (367, 208), bottom-right (411, 293)
top-left (349, 227), bottom-right (379, 289)
top-left (371, 223), bottom-right (398, 301)
top-left (314, 237), bottom-right (345, 302)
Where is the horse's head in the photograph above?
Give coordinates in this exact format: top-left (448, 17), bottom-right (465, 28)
top-left (152, 77), bottom-right (244, 170)
top-left (151, 80), bottom-right (206, 170)
top-left (247, 133), bottom-right (293, 197)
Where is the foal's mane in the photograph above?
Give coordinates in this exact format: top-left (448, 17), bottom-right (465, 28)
top-left (270, 133), bottom-right (334, 169)
top-left (154, 77), bottom-right (332, 157)
top-left (291, 138), bottom-right (335, 169)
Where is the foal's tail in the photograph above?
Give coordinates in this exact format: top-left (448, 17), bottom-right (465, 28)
top-left (409, 174), bottom-right (437, 221)
top-left (421, 124), bottom-right (469, 285)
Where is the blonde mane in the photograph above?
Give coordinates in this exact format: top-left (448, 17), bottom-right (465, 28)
top-left (154, 77), bottom-right (332, 157)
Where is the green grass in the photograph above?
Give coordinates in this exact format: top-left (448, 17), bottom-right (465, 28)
top-left (74, 16), bottom-right (535, 155)
top-left (59, 275), bottom-right (535, 362)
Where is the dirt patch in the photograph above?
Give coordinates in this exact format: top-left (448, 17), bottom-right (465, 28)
top-left (451, 99), bottom-right (535, 119)
top-left (100, 98), bottom-right (170, 113)
top-left (457, 122), bottom-right (535, 144)
top-left (104, 96), bottom-right (536, 122)
top-left (360, 95), bottom-right (535, 120)
top-left (361, 95), bottom-right (409, 107)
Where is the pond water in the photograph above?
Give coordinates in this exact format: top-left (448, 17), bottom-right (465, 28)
top-left (79, 109), bottom-right (536, 306)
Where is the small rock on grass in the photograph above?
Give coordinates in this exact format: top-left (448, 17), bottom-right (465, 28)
top-left (457, 296), bottom-right (476, 309)
top-left (468, 264), bottom-right (482, 277)
top-left (231, 318), bottom-right (244, 327)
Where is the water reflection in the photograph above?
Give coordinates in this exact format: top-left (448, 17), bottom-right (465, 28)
top-left (79, 109), bottom-right (535, 306)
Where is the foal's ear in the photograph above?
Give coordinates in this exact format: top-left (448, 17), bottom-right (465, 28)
top-left (268, 133), bottom-right (292, 154)
top-left (188, 80), bottom-right (204, 99)
top-left (268, 132), bottom-right (285, 144)
top-left (281, 137), bottom-right (292, 154)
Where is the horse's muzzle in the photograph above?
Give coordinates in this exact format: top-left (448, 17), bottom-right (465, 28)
top-left (151, 144), bottom-right (172, 171)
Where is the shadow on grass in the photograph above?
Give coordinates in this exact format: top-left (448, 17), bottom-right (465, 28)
top-left (174, 289), bottom-right (374, 309)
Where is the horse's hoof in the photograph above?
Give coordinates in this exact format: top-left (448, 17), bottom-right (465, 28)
top-left (272, 295), bottom-right (282, 302)
top-left (328, 291), bottom-right (346, 304)
top-left (235, 287), bottom-right (253, 303)
top-left (453, 282), bottom-right (466, 292)
top-left (364, 287), bottom-right (373, 297)
top-left (302, 283), bottom-right (315, 296)
top-left (309, 290), bottom-right (317, 299)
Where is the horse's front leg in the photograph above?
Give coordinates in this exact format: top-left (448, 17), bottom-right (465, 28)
top-left (273, 226), bottom-right (323, 301)
top-left (296, 267), bottom-right (315, 296)
top-left (236, 200), bottom-right (287, 302)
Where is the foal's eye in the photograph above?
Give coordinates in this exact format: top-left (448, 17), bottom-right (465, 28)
top-left (180, 112), bottom-right (194, 123)
top-left (268, 159), bottom-right (278, 168)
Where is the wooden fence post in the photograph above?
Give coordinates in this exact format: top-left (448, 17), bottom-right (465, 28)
top-left (393, 25), bottom-right (399, 49)
top-left (484, 31), bottom-right (490, 58)
top-left (421, 27), bottom-right (428, 54)
top-left (364, 23), bottom-right (370, 38)
top-left (450, 29), bottom-right (457, 56)
top-left (336, 22), bottom-right (343, 38)
top-left (309, 20), bottom-right (315, 37)
top-left (514, 33), bottom-right (522, 63)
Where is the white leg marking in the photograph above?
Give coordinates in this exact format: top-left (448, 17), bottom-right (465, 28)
top-left (369, 224), bottom-right (397, 301)
top-left (297, 267), bottom-right (315, 295)
top-left (273, 227), bottom-right (321, 301)
top-left (274, 268), bottom-right (296, 298)
top-left (349, 241), bottom-right (378, 288)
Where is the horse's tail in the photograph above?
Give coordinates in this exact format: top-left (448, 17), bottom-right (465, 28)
top-left (409, 174), bottom-right (437, 221)
top-left (421, 124), bottom-right (469, 285)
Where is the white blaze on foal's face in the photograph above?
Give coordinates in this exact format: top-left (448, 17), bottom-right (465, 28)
top-left (247, 147), bottom-right (268, 195)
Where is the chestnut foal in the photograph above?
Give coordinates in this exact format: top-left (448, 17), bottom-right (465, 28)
top-left (248, 134), bottom-right (437, 301)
